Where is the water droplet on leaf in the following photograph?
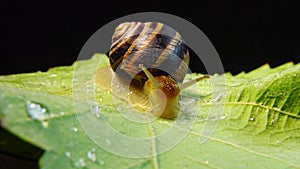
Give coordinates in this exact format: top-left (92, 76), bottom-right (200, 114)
top-left (86, 148), bottom-right (97, 162)
top-left (71, 127), bottom-right (78, 133)
top-left (65, 151), bottom-right (71, 158)
top-left (41, 121), bottom-right (49, 128)
top-left (74, 158), bottom-right (86, 168)
top-left (253, 83), bottom-right (260, 87)
top-left (270, 119), bottom-right (276, 125)
top-left (50, 74), bottom-right (58, 77)
top-left (249, 117), bottom-right (255, 121)
top-left (91, 105), bottom-right (101, 117)
top-left (26, 101), bottom-right (50, 121)
top-left (220, 115), bottom-right (227, 120)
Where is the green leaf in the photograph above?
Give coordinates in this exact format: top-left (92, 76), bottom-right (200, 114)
top-left (0, 54), bottom-right (299, 169)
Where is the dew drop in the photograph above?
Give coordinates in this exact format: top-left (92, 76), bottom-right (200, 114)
top-left (249, 117), bottom-right (255, 121)
top-left (50, 74), bottom-right (58, 77)
top-left (71, 127), bottom-right (78, 133)
top-left (41, 121), bottom-right (49, 128)
top-left (220, 115), bottom-right (227, 120)
top-left (26, 101), bottom-right (50, 121)
top-left (74, 158), bottom-right (85, 168)
top-left (270, 119), bottom-right (276, 125)
top-left (253, 82), bottom-right (261, 87)
top-left (86, 148), bottom-right (97, 162)
top-left (65, 151), bottom-right (71, 158)
top-left (90, 105), bottom-right (101, 117)
top-left (205, 160), bottom-right (209, 164)
top-left (275, 140), bottom-right (281, 145)
top-left (60, 112), bottom-right (65, 116)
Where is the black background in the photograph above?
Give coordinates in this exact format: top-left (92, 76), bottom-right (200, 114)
top-left (1, 1), bottom-right (300, 168)
top-left (1, 1), bottom-right (300, 76)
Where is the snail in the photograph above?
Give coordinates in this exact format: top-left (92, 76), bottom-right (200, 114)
top-left (95, 22), bottom-right (208, 119)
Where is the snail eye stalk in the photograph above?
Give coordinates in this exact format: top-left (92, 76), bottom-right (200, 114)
top-left (179, 75), bottom-right (210, 90)
top-left (138, 64), bottom-right (161, 89)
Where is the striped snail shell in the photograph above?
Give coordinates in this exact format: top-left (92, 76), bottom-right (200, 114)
top-left (95, 22), bottom-right (208, 119)
top-left (108, 22), bottom-right (189, 84)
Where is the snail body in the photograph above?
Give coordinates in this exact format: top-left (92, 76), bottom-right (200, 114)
top-left (95, 22), bottom-right (208, 119)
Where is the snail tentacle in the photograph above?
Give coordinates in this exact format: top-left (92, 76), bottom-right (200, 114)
top-left (138, 64), bottom-right (160, 89)
top-left (179, 75), bottom-right (210, 90)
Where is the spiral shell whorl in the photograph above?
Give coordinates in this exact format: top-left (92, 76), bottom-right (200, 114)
top-left (109, 22), bottom-right (189, 83)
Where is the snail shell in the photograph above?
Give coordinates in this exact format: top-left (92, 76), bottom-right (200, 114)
top-left (95, 22), bottom-right (208, 119)
top-left (109, 22), bottom-right (189, 84)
